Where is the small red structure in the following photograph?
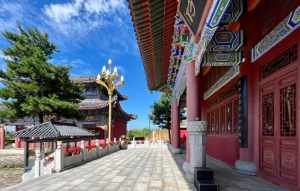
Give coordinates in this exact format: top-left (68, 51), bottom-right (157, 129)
top-left (0, 127), bottom-right (5, 149)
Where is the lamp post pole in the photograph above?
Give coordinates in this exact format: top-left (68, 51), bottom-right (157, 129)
top-left (96, 59), bottom-right (124, 143)
top-left (108, 90), bottom-right (113, 143)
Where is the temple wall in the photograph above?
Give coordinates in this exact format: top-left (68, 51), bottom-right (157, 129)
top-left (202, 76), bottom-right (240, 166)
top-left (206, 134), bottom-right (239, 166)
top-left (112, 120), bottom-right (127, 140)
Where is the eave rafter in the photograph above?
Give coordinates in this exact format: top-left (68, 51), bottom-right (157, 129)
top-left (128, 0), bottom-right (178, 90)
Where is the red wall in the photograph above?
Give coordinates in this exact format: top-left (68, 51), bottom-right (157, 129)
top-left (206, 134), bottom-right (239, 166)
top-left (112, 120), bottom-right (127, 140)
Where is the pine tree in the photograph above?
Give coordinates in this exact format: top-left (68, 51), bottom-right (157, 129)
top-left (150, 93), bottom-right (186, 129)
top-left (0, 25), bottom-right (84, 123)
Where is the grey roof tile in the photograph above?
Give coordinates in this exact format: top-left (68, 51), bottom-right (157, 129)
top-left (15, 121), bottom-right (95, 140)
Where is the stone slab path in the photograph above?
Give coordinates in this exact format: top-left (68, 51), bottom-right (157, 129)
top-left (5, 145), bottom-right (195, 191)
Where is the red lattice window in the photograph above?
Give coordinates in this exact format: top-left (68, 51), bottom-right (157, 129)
top-left (262, 93), bottom-right (274, 136)
top-left (232, 99), bottom-right (239, 133)
top-left (220, 106), bottom-right (225, 134)
top-left (207, 112), bottom-right (211, 134)
top-left (206, 97), bottom-right (238, 135)
top-left (226, 103), bottom-right (232, 133)
top-left (280, 84), bottom-right (296, 136)
top-left (211, 111), bottom-right (215, 134)
top-left (215, 109), bottom-right (220, 134)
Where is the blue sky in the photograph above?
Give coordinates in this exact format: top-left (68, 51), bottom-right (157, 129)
top-left (0, 0), bottom-right (160, 129)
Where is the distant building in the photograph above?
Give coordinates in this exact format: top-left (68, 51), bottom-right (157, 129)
top-left (0, 76), bottom-right (136, 149)
top-left (71, 76), bottom-right (136, 139)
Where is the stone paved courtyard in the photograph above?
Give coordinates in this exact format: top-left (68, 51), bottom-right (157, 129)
top-left (3, 145), bottom-right (288, 191)
top-left (5, 145), bottom-right (195, 191)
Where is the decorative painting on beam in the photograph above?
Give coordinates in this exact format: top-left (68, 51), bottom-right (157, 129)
top-left (171, 61), bottom-right (187, 104)
top-left (203, 51), bottom-right (242, 66)
top-left (204, 64), bottom-right (240, 100)
top-left (179, 0), bottom-right (207, 35)
top-left (220, 0), bottom-right (243, 25)
top-left (208, 30), bottom-right (243, 52)
top-left (251, 6), bottom-right (300, 62)
top-left (167, 16), bottom-right (194, 89)
top-left (194, 0), bottom-right (244, 75)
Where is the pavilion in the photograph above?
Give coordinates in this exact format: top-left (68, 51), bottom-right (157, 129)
top-left (15, 121), bottom-right (96, 170)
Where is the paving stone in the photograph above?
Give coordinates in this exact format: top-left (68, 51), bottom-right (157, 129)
top-left (134, 183), bottom-right (148, 191)
top-left (149, 180), bottom-right (162, 188)
top-left (3, 145), bottom-right (286, 191)
top-left (103, 182), bottom-right (120, 190)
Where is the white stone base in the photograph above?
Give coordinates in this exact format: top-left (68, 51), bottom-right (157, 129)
top-left (235, 160), bottom-right (257, 176)
top-left (182, 161), bottom-right (194, 182)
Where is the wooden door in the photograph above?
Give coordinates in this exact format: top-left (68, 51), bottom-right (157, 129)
top-left (260, 82), bottom-right (276, 176)
top-left (260, 71), bottom-right (298, 184)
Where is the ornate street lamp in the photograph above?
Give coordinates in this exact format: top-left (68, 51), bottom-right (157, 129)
top-left (96, 58), bottom-right (124, 143)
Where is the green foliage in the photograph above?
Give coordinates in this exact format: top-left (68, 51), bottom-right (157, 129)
top-left (150, 93), bottom-right (171, 129)
top-left (150, 93), bottom-right (185, 129)
top-left (0, 25), bottom-right (84, 123)
top-left (127, 128), bottom-right (151, 139)
top-left (5, 131), bottom-right (14, 142)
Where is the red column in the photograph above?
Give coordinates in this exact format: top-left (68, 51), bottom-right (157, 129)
top-left (0, 126), bottom-right (5, 150)
top-left (186, 61), bottom-right (201, 162)
top-left (239, 61), bottom-right (254, 161)
top-left (171, 101), bottom-right (180, 148)
top-left (15, 138), bottom-right (21, 148)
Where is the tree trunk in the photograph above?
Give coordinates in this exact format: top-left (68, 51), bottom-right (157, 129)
top-left (38, 114), bottom-right (43, 124)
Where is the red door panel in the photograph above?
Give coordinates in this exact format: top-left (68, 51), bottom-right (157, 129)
top-left (260, 71), bottom-right (298, 185)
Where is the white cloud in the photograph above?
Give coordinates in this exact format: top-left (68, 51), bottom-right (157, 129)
top-left (44, 0), bottom-right (82, 23)
top-left (43, 0), bottom-right (127, 36)
top-left (53, 58), bottom-right (95, 76)
top-left (0, 0), bottom-right (25, 31)
top-left (84, 0), bottom-right (126, 14)
top-left (0, 51), bottom-right (12, 61)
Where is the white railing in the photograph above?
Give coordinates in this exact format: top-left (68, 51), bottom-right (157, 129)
top-left (24, 139), bottom-right (121, 182)
top-left (128, 139), bottom-right (167, 149)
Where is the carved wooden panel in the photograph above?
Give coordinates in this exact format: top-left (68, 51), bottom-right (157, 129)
top-left (262, 93), bottom-right (274, 136)
top-left (280, 84), bottom-right (296, 136)
top-left (280, 139), bottom-right (297, 182)
top-left (262, 145), bottom-right (275, 175)
top-left (261, 45), bottom-right (297, 79)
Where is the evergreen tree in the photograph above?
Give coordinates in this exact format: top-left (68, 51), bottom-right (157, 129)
top-left (0, 25), bottom-right (84, 123)
top-left (150, 93), bottom-right (186, 129)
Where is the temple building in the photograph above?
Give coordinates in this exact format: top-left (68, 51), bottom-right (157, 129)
top-left (128, 0), bottom-right (300, 190)
top-left (0, 76), bottom-right (135, 149)
top-left (71, 76), bottom-right (136, 140)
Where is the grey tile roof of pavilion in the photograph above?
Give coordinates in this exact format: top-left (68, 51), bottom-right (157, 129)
top-left (70, 76), bottom-right (128, 101)
top-left (79, 98), bottom-right (108, 110)
top-left (71, 76), bottom-right (96, 83)
top-left (15, 122), bottom-right (95, 141)
top-left (78, 96), bottom-right (118, 110)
